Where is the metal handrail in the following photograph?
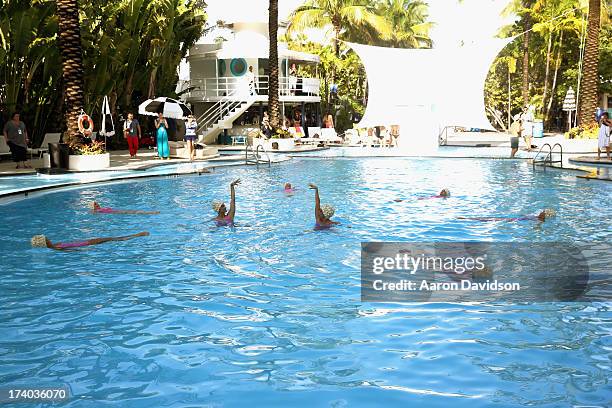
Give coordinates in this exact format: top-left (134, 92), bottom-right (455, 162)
top-left (532, 143), bottom-right (562, 170)
top-left (196, 90), bottom-right (252, 135)
top-left (256, 144), bottom-right (271, 168)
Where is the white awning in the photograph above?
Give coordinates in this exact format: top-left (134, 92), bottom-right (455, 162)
top-left (349, 38), bottom-right (512, 131)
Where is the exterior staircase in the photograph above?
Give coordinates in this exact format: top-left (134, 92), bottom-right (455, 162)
top-left (196, 92), bottom-right (255, 144)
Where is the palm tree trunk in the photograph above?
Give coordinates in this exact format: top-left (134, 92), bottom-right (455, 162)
top-left (542, 31), bottom-right (553, 116)
top-left (545, 30), bottom-right (563, 124)
top-left (521, 0), bottom-right (532, 109)
top-left (577, 0), bottom-right (600, 126)
top-left (268, 0), bottom-right (280, 129)
top-left (57, 0), bottom-right (86, 145)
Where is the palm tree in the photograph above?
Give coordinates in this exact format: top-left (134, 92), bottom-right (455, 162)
top-left (56, 0), bottom-right (86, 144)
top-left (374, 0), bottom-right (432, 48)
top-left (287, 0), bottom-right (393, 57)
top-left (268, 0), bottom-right (280, 129)
top-left (577, 0), bottom-right (600, 126)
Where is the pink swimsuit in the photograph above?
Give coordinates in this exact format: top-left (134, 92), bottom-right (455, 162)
top-left (55, 240), bottom-right (90, 249)
top-left (96, 207), bottom-right (117, 214)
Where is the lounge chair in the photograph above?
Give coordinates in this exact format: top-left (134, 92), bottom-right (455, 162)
top-left (28, 133), bottom-right (61, 157)
top-left (320, 128), bottom-right (342, 144)
top-left (0, 136), bottom-right (11, 157)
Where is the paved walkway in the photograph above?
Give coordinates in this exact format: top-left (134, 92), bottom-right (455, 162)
top-left (0, 150), bottom-right (218, 176)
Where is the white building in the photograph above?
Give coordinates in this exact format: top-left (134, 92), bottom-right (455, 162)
top-left (181, 21), bottom-right (321, 144)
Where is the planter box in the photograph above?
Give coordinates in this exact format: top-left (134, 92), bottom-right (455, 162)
top-left (68, 153), bottom-right (110, 171)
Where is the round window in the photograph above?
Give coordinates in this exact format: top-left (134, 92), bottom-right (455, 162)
top-left (230, 58), bottom-right (247, 76)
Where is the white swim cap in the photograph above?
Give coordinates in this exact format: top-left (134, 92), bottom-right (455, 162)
top-left (31, 235), bottom-right (47, 247)
top-left (212, 200), bottom-right (224, 213)
top-left (321, 204), bottom-right (335, 219)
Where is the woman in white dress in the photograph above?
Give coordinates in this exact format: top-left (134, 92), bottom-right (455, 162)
top-left (597, 112), bottom-right (611, 160)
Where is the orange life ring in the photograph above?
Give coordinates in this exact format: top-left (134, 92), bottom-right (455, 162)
top-left (78, 114), bottom-right (94, 136)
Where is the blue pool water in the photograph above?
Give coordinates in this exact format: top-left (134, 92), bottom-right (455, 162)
top-left (0, 157), bottom-right (610, 407)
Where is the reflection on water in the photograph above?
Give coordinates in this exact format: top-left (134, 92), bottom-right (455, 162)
top-left (0, 158), bottom-right (610, 407)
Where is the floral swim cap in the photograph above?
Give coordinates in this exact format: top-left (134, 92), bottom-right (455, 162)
top-left (321, 204), bottom-right (335, 219)
top-left (31, 235), bottom-right (47, 247)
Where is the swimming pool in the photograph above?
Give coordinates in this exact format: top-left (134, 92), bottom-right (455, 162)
top-left (0, 157), bottom-right (610, 407)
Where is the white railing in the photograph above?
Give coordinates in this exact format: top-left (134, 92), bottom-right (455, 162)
top-left (186, 75), bottom-right (320, 99)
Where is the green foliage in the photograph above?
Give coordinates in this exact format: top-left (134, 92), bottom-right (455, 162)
top-left (69, 140), bottom-right (106, 155)
top-left (487, 0), bottom-right (611, 131)
top-left (0, 0), bottom-right (206, 146)
top-left (564, 123), bottom-right (599, 139)
top-left (286, 0), bottom-right (432, 132)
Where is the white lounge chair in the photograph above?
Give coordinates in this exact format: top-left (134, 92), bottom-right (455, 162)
top-left (28, 133), bottom-right (61, 157)
top-left (307, 127), bottom-right (322, 139)
top-left (320, 128), bottom-right (342, 144)
top-left (0, 136), bottom-right (11, 157)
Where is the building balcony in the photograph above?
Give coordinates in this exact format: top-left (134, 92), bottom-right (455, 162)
top-left (183, 75), bottom-right (321, 103)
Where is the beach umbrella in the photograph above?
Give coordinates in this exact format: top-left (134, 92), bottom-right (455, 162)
top-left (138, 97), bottom-right (191, 119)
top-left (99, 95), bottom-right (115, 138)
top-left (562, 87), bottom-right (576, 131)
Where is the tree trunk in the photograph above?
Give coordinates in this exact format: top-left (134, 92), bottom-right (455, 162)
top-left (542, 31), bottom-right (553, 115)
top-left (521, 0), bottom-right (532, 109)
top-left (268, 0), bottom-right (280, 129)
top-left (545, 30), bottom-right (563, 124)
top-left (57, 0), bottom-right (86, 145)
top-left (577, 0), bottom-right (600, 126)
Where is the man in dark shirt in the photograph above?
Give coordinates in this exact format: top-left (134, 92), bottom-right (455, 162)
top-left (3, 112), bottom-right (30, 168)
top-left (123, 112), bottom-right (141, 158)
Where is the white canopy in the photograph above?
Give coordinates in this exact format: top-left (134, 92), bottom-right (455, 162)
top-left (350, 38), bottom-right (512, 132)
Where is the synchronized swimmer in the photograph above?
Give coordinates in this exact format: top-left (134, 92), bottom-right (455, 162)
top-left (394, 188), bottom-right (450, 202)
top-left (457, 208), bottom-right (556, 222)
top-left (309, 183), bottom-right (339, 229)
top-left (212, 179), bottom-right (240, 226)
top-left (90, 201), bottom-right (160, 215)
top-left (31, 232), bottom-right (149, 250)
top-left (32, 183), bottom-right (555, 250)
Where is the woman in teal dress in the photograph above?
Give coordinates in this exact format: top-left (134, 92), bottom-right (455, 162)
top-left (155, 112), bottom-right (170, 159)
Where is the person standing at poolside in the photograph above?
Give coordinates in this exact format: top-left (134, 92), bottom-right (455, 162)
top-left (508, 115), bottom-right (522, 158)
top-left (323, 113), bottom-right (334, 129)
top-left (597, 112), bottom-right (611, 160)
top-left (155, 112), bottom-right (170, 160)
top-left (309, 183), bottom-right (339, 229)
top-left (246, 66), bottom-right (257, 96)
top-left (212, 179), bottom-right (241, 226)
top-left (3, 112), bottom-right (30, 169)
top-left (185, 115), bottom-right (197, 161)
top-left (123, 112), bottom-right (141, 158)
top-left (31, 231), bottom-right (149, 250)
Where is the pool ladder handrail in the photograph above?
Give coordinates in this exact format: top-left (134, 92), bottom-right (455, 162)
top-left (245, 142), bottom-right (271, 168)
top-left (532, 143), bottom-right (563, 170)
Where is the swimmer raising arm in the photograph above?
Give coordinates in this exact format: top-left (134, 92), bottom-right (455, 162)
top-left (309, 183), bottom-right (340, 228)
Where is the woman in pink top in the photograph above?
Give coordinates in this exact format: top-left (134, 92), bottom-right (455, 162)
top-left (89, 201), bottom-right (160, 215)
top-left (213, 179), bottom-right (241, 226)
top-left (31, 231), bottom-right (149, 250)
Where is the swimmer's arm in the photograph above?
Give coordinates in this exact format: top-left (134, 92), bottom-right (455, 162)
top-left (228, 179), bottom-right (240, 221)
top-left (309, 183), bottom-right (324, 222)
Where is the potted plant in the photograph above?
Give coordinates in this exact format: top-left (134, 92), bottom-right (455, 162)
top-left (67, 141), bottom-right (110, 171)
